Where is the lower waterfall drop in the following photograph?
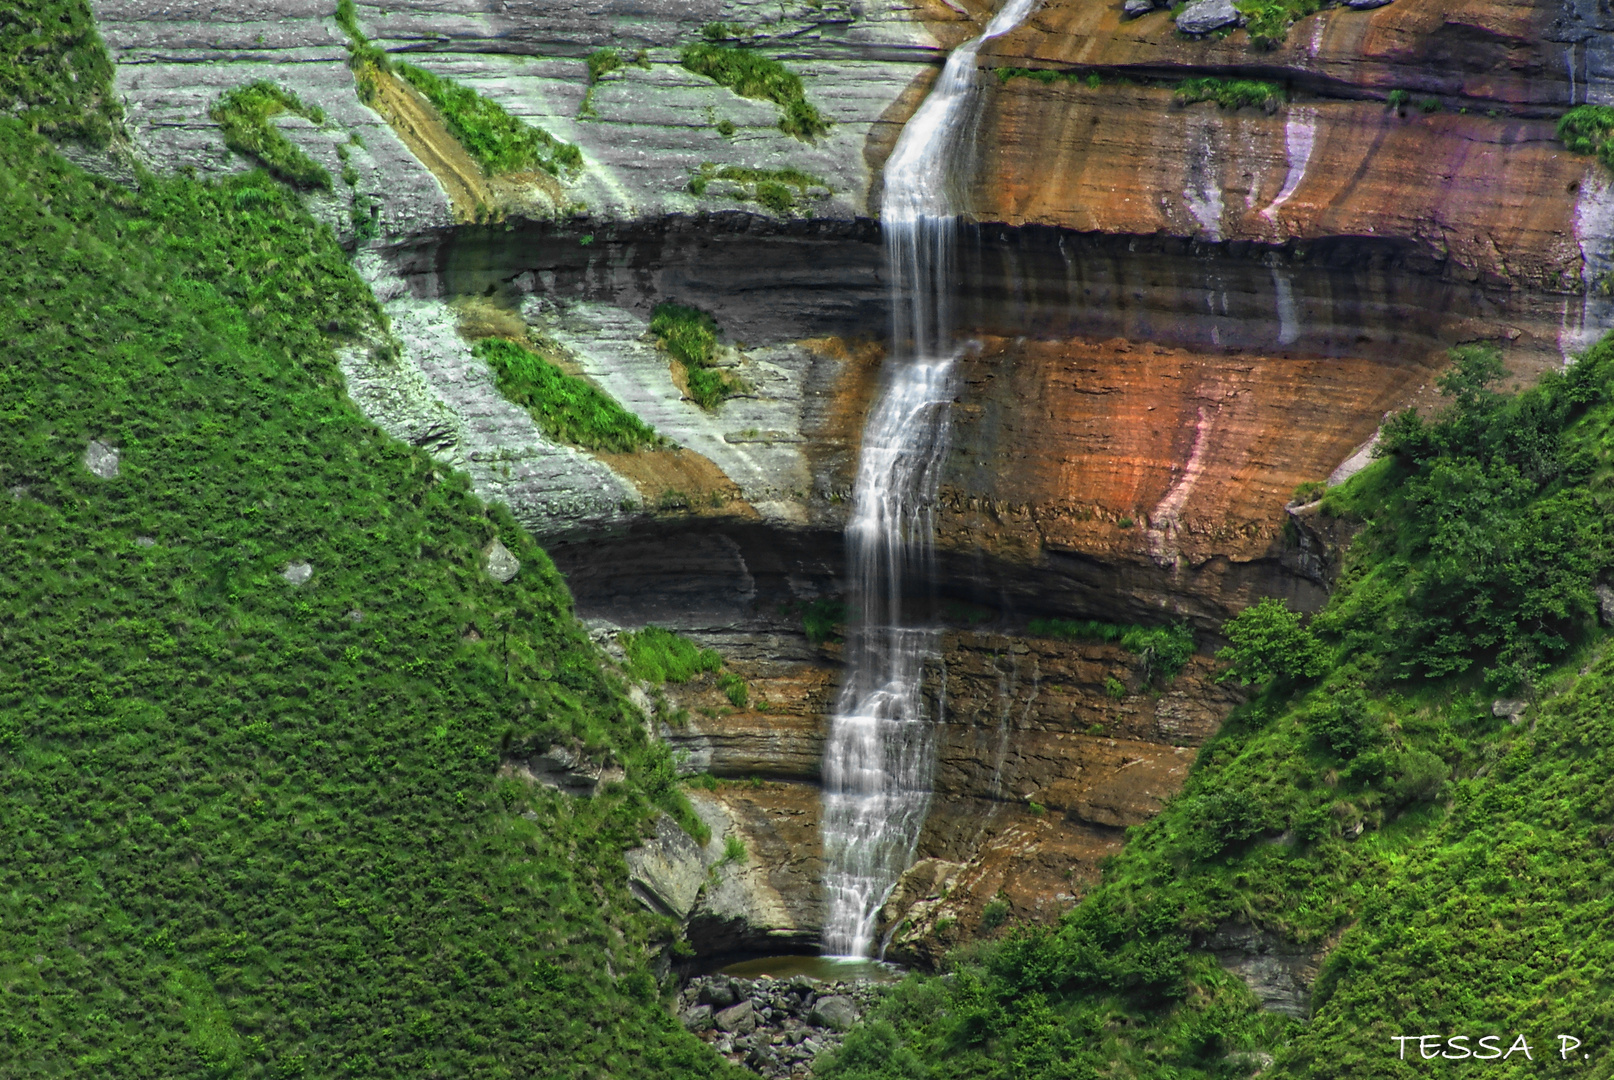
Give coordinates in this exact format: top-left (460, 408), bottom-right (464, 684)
top-left (819, 0), bottom-right (1043, 959)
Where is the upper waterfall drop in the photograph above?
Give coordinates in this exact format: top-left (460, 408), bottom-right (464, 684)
top-left (819, 0), bottom-right (1043, 960)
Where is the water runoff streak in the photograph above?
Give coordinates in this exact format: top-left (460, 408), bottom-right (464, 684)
top-left (820, 0), bottom-right (1043, 959)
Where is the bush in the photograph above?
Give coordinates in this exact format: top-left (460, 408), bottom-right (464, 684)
top-left (208, 81), bottom-right (332, 190)
top-left (679, 43), bottom-right (830, 139)
top-left (475, 337), bottom-right (658, 452)
top-left (1216, 598), bottom-right (1328, 687)
top-left (393, 61), bottom-right (582, 176)
top-left (686, 162), bottom-right (827, 217)
top-left (1557, 104), bottom-right (1614, 170)
top-left (1303, 691), bottom-right (1380, 759)
top-left (619, 626), bottom-right (723, 683)
top-left (719, 671), bottom-right (749, 708)
top-left (802, 599), bottom-right (847, 644)
top-left (1233, 0), bottom-right (1319, 47)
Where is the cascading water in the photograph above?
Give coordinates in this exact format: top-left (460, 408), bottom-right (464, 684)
top-left (819, 0), bottom-right (1043, 959)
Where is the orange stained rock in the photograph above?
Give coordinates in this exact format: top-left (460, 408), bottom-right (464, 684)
top-left (943, 335), bottom-right (1440, 567)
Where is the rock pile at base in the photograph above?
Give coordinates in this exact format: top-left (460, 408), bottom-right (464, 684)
top-left (677, 974), bottom-right (885, 1078)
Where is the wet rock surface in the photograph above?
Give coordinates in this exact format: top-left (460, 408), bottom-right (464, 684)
top-left (678, 974), bottom-right (884, 1078)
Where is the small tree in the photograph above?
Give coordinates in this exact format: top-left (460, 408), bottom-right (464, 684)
top-left (1216, 597), bottom-right (1327, 687)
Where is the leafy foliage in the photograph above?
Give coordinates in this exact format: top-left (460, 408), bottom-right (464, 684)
top-left (0, 0), bottom-right (121, 143)
top-left (0, 117), bottom-right (736, 1079)
top-left (208, 81), bottom-right (332, 190)
top-left (1174, 77), bottom-right (1284, 110)
top-left (1231, 0), bottom-right (1321, 48)
top-left (393, 61), bottom-right (583, 176)
top-left (802, 598), bottom-right (848, 644)
top-left (475, 337), bottom-right (659, 453)
top-left (1558, 104), bottom-right (1614, 170)
top-left (649, 301), bottom-right (743, 409)
top-left (679, 43), bottom-right (830, 140)
top-left (619, 626), bottom-right (724, 684)
top-left (1215, 597), bottom-right (1328, 687)
top-left (1027, 618), bottom-right (1196, 682)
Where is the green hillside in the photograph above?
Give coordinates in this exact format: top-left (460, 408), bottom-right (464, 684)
top-left (0, 116), bottom-right (735, 1079)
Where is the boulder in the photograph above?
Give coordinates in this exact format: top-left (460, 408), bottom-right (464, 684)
top-left (281, 561), bottom-right (313, 587)
top-left (808, 995), bottom-right (859, 1032)
top-left (715, 999), bottom-right (756, 1034)
top-left (84, 439), bottom-right (120, 479)
top-left (698, 979), bottom-right (739, 1008)
top-left (622, 814), bottom-right (705, 919)
top-left (1492, 699), bottom-right (1529, 723)
top-left (1597, 583), bottom-right (1614, 626)
top-left (484, 537), bottom-right (520, 583)
top-left (1344, 0), bottom-right (1393, 8)
top-left (1122, 0), bottom-right (1155, 17)
top-left (681, 1004), bottom-right (714, 1031)
top-left (1174, 0), bottom-right (1241, 33)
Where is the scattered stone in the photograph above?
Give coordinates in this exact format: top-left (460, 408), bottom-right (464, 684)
top-left (484, 537), bottom-right (520, 583)
top-left (84, 439), bottom-right (120, 479)
top-left (1175, 0), bottom-right (1241, 33)
top-left (504, 745), bottom-right (624, 797)
top-left (681, 1004), bottom-right (714, 1031)
top-left (1492, 699), bottom-right (1529, 723)
top-left (1597, 583), bottom-right (1614, 626)
top-left (346, 608), bottom-right (364, 622)
top-left (135, 536), bottom-right (156, 547)
top-left (1122, 0), bottom-right (1155, 17)
top-left (715, 1000), bottom-right (756, 1035)
top-left (8, 485), bottom-right (27, 500)
top-left (281, 561), bottom-right (313, 587)
top-left (808, 995), bottom-right (859, 1032)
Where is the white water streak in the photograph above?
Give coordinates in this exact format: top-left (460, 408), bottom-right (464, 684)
top-left (819, 0), bottom-right (1041, 959)
top-left (1262, 106), bottom-right (1317, 221)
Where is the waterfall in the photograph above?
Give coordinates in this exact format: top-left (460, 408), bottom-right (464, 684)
top-left (819, 0), bottom-right (1042, 959)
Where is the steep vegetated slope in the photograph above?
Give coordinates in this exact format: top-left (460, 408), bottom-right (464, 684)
top-left (0, 78), bottom-right (738, 1080)
top-left (820, 338), bottom-right (1614, 1077)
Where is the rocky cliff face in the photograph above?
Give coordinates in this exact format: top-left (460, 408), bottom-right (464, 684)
top-left (85, 0), bottom-right (1611, 973)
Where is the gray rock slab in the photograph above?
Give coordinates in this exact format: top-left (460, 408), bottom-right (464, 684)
top-left (1598, 583), bottom-right (1614, 626)
top-left (808, 995), bottom-right (858, 1032)
top-left (681, 1004), bottom-right (715, 1031)
top-left (623, 812), bottom-right (706, 919)
top-left (84, 440), bottom-right (120, 479)
top-left (282, 561), bottom-right (314, 586)
top-left (484, 537), bottom-right (521, 582)
top-left (1175, 0), bottom-right (1242, 33)
top-left (528, 298), bottom-right (815, 523)
top-left (345, 298), bottom-right (637, 540)
top-left (1344, 0), bottom-right (1393, 8)
top-left (1122, 0), bottom-right (1156, 17)
top-left (715, 999), bottom-right (757, 1034)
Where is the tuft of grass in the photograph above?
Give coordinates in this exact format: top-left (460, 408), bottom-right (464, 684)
top-left (393, 61), bottom-right (583, 176)
top-left (1174, 76), bottom-right (1284, 110)
top-left (718, 671), bottom-right (749, 708)
top-left (1233, 0), bottom-right (1322, 47)
top-left (721, 834), bottom-right (748, 865)
top-left (649, 301), bottom-right (743, 409)
top-left (620, 626), bottom-right (724, 684)
top-left (1027, 619), bottom-right (1196, 683)
top-left (679, 43), bottom-right (830, 140)
top-left (686, 161), bottom-right (828, 216)
top-left (208, 81), bottom-right (332, 190)
top-left (475, 337), bottom-right (659, 452)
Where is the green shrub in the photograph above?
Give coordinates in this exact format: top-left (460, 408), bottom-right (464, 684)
top-left (1387, 88), bottom-right (1410, 110)
top-left (393, 61), bottom-right (583, 176)
top-left (1174, 76), bottom-right (1284, 110)
top-left (620, 626), bottom-right (724, 683)
top-left (1216, 598), bottom-right (1328, 687)
top-left (587, 47), bottom-right (623, 84)
top-left (208, 81), bottom-right (332, 190)
top-left (0, 0), bottom-right (121, 144)
top-left (1557, 104), bottom-right (1614, 170)
top-left (1232, 0), bottom-right (1319, 48)
top-left (721, 834), bottom-right (748, 865)
top-left (475, 337), bottom-right (658, 452)
top-left (679, 43), bottom-right (830, 140)
top-left (802, 598), bottom-right (847, 644)
top-left (1418, 96), bottom-right (1441, 113)
top-left (980, 898), bottom-right (1011, 931)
